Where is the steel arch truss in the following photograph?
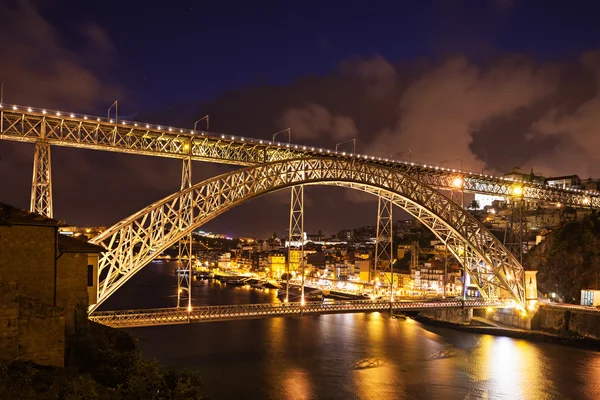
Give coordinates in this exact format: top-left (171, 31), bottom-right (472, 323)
top-left (89, 157), bottom-right (525, 312)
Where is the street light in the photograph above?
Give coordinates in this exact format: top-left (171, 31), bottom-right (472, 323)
top-left (335, 138), bottom-right (356, 153)
top-left (194, 115), bottom-right (209, 132)
top-left (273, 128), bottom-right (291, 144)
top-left (512, 186), bottom-right (523, 197)
top-left (452, 177), bottom-right (464, 189)
top-left (108, 100), bottom-right (118, 125)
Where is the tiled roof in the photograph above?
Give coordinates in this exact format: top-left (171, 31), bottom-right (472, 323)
top-left (58, 234), bottom-right (104, 253)
top-left (0, 202), bottom-right (62, 227)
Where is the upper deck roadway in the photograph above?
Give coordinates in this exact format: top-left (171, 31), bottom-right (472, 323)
top-left (1, 104), bottom-right (598, 208)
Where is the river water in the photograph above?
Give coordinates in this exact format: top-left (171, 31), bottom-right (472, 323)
top-left (100, 262), bottom-right (600, 399)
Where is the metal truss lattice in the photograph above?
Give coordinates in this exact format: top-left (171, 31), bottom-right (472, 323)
top-left (286, 185), bottom-right (305, 302)
top-left (177, 154), bottom-right (193, 309)
top-left (1, 108), bottom-right (598, 208)
top-left (89, 157), bottom-right (527, 312)
top-left (374, 196), bottom-right (394, 299)
top-left (504, 198), bottom-right (527, 267)
top-left (30, 141), bottom-right (53, 218)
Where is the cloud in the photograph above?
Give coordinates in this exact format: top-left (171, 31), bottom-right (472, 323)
top-left (341, 55), bottom-right (398, 97)
top-left (0, 0), bottom-right (122, 110)
top-left (527, 51), bottom-right (600, 177)
top-left (366, 55), bottom-right (558, 171)
top-left (280, 104), bottom-right (358, 141)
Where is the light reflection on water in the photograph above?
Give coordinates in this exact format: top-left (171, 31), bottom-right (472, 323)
top-left (105, 262), bottom-right (600, 399)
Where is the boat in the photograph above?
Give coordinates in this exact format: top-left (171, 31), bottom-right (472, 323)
top-left (227, 277), bottom-right (252, 286)
top-left (196, 270), bottom-right (214, 279)
top-left (250, 279), bottom-right (267, 289)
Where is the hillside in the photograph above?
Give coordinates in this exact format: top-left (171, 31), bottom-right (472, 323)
top-left (526, 212), bottom-right (600, 303)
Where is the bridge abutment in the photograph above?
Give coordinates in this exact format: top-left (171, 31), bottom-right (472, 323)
top-left (473, 307), bottom-right (534, 330)
top-left (418, 307), bottom-right (473, 325)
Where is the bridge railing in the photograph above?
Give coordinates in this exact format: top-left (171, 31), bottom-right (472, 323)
top-left (89, 299), bottom-right (515, 327)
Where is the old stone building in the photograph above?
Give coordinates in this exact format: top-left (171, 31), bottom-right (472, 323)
top-left (0, 203), bottom-right (102, 367)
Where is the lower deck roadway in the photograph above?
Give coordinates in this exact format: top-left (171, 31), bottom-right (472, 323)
top-left (89, 299), bottom-right (514, 328)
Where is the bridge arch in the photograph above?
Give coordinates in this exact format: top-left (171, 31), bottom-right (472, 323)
top-left (89, 157), bottom-right (525, 312)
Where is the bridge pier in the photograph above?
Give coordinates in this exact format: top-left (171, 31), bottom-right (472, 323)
top-left (287, 185), bottom-right (305, 303)
top-left (374, 195), bottom-right (394, 300)
top-left (30, 140), bottom-right (53, 218)
top-left (177, 144), bottom-right (193, 309)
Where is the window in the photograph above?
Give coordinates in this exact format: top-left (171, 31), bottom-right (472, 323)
top-left (87, 265), bottom-right (94, 287)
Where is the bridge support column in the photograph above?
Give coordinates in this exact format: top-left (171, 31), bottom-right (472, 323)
top-left (287, 185), bottom-right (304, 304)
top-left (177, 151), bottom-right (193, 310)
top-left (30, 140), bottom-right (53, 218)
top-left (374, 195), bottom-right (394, 300)
top-left (504, 195), bottom-right (526, 266)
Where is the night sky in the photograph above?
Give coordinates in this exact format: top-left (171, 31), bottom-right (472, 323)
top-left (2, 0), bottom-right (600, 237)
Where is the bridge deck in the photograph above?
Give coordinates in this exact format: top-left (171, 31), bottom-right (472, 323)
top-left (89, 299), bottom-right (514, 328)
top-left (1, 106), bottom-right (597, 207)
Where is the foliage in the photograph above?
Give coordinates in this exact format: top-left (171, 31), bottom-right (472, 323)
top-left (0, 360), bottom-right (62, 399)
top-left (527, 211), bottom-right (600, 303)
top-left (1, 322), bottom-right (206, 399)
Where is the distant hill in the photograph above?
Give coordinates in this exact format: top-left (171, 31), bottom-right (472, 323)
top-left (527, 212), bottom-right (600, 303)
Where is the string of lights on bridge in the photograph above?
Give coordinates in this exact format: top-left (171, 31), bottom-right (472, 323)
top-left (2, 102), bottom-right (597, 201)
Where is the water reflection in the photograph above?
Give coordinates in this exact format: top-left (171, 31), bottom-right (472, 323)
top-left (282, 368), bottom-right (314, 400)
top-left (112, 262), bottom-right (600, 399)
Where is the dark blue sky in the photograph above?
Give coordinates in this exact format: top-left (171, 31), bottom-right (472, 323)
top-left (2, 0), bottom-right (600, 235)
top-left (42, 0), bottom-right (600, 112)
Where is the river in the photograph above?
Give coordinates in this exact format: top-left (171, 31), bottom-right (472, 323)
top-left (100, 261), bottom-right (600, 399)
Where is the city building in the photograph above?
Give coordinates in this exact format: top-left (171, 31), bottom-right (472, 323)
top-left (0, 203), bottom-right (103, 367)
top-left (546, 175), bottom-right (581, 189)
top-left (267, 253), bottom-right (286, 279)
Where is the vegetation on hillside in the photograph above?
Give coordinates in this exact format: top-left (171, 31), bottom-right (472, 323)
top-left (527, 212), bottom-right (600, 303)
top-left (0, 322), bottom-right (206, 399)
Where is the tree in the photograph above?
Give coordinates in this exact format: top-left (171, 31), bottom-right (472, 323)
top-left (468, 200), bottom-right (480, 210)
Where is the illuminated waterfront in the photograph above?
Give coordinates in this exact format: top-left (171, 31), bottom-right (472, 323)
top-left (102, 262), bottom-right (600, 399)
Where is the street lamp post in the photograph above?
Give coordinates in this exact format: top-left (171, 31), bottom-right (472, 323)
top-left (273, 128), bottom-right (291, 144)
top-left (335, 138), bottom-right (356, 153)
top-left (108, 101), bottom-right (118, 125)
top-left (194, 115), bottom-right (209, 132)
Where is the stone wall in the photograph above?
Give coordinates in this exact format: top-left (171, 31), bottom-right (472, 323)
top-left (57, 253), bottom-right (90, 333)
top-left (18, 296), bottom-right (65, 367)
top-left (475, 307), bottom-right (533, 330)
top-left (418, 308), bottom-right (473, 325)
top-left (0, 225), bottom-right (56, 304)
top-left (0, 282), bottom-right (19, 361)
top-left (535, 306), bottom-right (600, 339)
top-left (0, 281), bottom-right (65, 368)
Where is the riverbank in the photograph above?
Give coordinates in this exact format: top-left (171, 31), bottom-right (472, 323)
top-left (411, 313), bottom-right (600, 352)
